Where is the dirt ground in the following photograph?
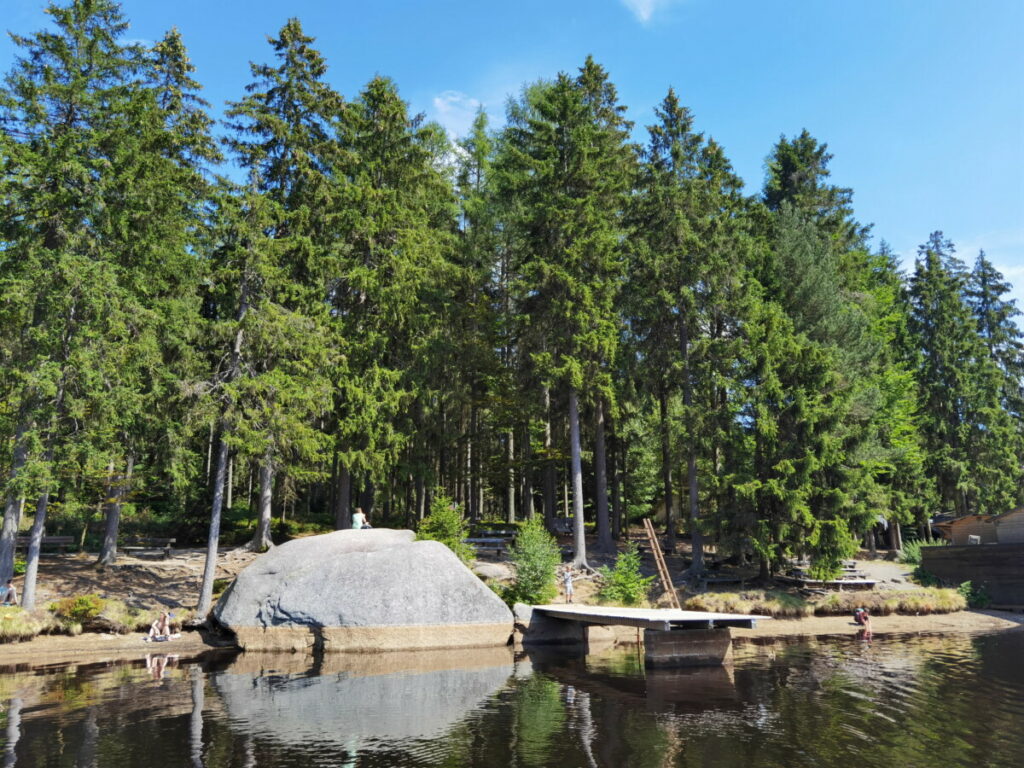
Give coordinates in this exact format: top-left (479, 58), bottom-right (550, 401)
top-left (19, 547), bottom-right (261, 613)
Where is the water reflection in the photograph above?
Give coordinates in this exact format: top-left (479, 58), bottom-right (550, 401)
top-left (1, 632), bottom-right (1023, 767)
top-left (215, 646), bottom-right (515, 748)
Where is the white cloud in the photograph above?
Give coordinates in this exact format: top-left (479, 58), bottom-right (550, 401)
top-left (431, 90), bottom-right (482, 139)
top-left (620, 0), bottom-right (680, 25)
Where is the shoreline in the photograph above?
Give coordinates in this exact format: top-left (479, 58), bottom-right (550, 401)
top-left (2, 608), bottom-right (1022, 669)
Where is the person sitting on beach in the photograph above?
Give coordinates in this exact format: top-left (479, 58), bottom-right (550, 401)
top-left (0, 578), bottom-right (17, 606)
top-left (854, 607), bottom-right (871, 627)
top-left (146, 611), bottom-right (179, 642)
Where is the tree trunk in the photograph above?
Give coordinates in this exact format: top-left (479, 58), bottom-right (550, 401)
top-left (609, 419), bottom-right (622, 540)
top-left (0, 420), bottom-right (31, 583)
top-left (248, 454), bottom-right (274, 551)
top-left (415, 474), bottom-right (425, 521)
top-left (197, 435), bottom-right (229, 618)
top-left (891, 520), bottom-right (903, 551)
top-left (97, 454), bottom-right (134, 567)
top-left (522, 426), bottom-right (534, 520)
top-left (594, 398), bottom-right (613, 553)
top-left (334, 463), bottom-right (351, 530)
top-left (543, 386), bottom-right (557, 532)
top-left (619, 437), bottom-right (629, 541)
top-left (21, 487), bottom-right (52, 611)
top-left (569, 389), bottom-right (588, 568)
top-left (205, 422), bottom-right (214, 483)
top-left (226, 455), bottom-right (234, 511)
top-left (506, 430), bottom-right (516, 523)
top-left (681, 317), bottom-right (702, 573)
top-left (659, 387), bottom-right (676, 548)
top-left (469, 400), bottom-right (479, 520)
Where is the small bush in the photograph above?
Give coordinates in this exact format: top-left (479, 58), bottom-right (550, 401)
top-left (900, 538), bottom-right (947, 566)
top-left (0, 607), bottom-right (43, 643)
top-left (13, 557), bottom-right (26, 576)
top-left (957, 581), bottom-right (991, 609)
top-left (416, 492), bottom-right (475, 564)
top-left (51, 594), bottom-right (106, 623)
top-left (502, 517), bottom-right (561, 606)
top-left (598, 544), bottom-right (655, 606)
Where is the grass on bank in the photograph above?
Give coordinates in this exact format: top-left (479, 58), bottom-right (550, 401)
top-left (683, 587), bottom-right (967, 618)
top-left (1, 593), bottom-right (196, 644)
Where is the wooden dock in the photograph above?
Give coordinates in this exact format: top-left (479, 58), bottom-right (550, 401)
top-left (532, 605), bottom-right (767, 631)
top-left (529, 605), bottom-right (769, 667)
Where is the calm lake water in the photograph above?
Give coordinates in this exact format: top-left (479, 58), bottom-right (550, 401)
top-left (2, 630), bottom-right (1023, 767)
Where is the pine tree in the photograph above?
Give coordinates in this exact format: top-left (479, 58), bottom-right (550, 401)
top-left (196, 19), bottom-right (342, 615)
top-left (497, 58), bottom-right (634, 564)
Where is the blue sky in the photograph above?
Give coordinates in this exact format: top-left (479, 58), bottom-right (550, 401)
top-left (4, 0), bottom-right (1023, 302)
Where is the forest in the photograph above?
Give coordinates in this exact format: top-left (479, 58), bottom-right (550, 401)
top-left (2, 1), bottom-right (1023, 613)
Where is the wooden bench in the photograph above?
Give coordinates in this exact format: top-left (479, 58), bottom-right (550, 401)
top-left (464, 537), bottom-right (510, 556)
top-left (14, 535), bottom-right (75, 553)
top-left (121, 538), bottom-right (176, 559)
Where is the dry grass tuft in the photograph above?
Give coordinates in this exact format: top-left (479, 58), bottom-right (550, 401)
top-left (814, 588), bottom-right (966, 616)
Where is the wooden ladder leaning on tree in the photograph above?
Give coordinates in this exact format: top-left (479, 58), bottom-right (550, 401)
top-left (643, 517), bottom-right (681, 610)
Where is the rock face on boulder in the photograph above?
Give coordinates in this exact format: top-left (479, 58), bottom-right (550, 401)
top-left (213, 529), bottom-right (514, 652)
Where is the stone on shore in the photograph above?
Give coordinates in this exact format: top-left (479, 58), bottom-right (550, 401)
top-left (213, 529), bottom-right (514, 652)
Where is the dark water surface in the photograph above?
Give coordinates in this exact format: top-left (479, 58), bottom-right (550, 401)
top-left (2, 630), bottom-right (1023, 767)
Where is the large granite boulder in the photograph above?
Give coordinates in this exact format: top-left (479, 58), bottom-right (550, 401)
top-left (213, 529), bottom-right (514, 652)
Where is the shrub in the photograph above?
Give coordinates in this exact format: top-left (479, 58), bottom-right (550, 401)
top-left (502, 517), bottom-right (561, 606)
top-left (50, 594), bottom-right (106, 623)
top-left (13, 557), bottom-right (26, 576)
top-left (416, 492), bottom-right (475, 565)
top-left (957, 581), bottom-right (991, 609)
top-left (598, 544), bottom-right (654, 606)
top-left (0, 607), bottom-right (43, 643)
top-left (900, 538), bottom-right (946, 566)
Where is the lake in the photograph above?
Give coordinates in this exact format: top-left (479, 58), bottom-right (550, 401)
top-left (2, 630), bottom-right (1022, 767)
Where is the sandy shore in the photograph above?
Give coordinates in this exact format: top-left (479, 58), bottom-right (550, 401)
top-left (3, 608), bottom-right (1022, 669)
top-left (0, 628), bottom-right (237, 668)
top-left (731, 608), bottom-right (1024, 642)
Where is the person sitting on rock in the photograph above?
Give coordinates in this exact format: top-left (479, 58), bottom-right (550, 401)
top-left (351, 507), bottom-right (371, 529)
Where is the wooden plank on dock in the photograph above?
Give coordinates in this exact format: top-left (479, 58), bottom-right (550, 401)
top-left (532, 604), bottom-right (768, 631)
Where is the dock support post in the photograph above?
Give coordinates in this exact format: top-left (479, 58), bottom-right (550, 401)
top-left (643, 628), bottom-right (733, 668)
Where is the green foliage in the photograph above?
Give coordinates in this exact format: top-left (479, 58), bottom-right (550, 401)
top-left (900, 538), bottom-right (947, 566)
top-left (50, 594), bottom-right (106, 623)
top-left (807, 519), bottom-right (859, 581)
top-left (957, 580), bottom-right (991, 609)
top-left (597, 543), bottom-right (655, 606)
top-left (503, 518), bottom-right (561, 606)
top-left (416, 492), bottom-right (475, 564)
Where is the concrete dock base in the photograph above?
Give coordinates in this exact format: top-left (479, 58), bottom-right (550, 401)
top-left (643, 628), bottom-right (734, 668)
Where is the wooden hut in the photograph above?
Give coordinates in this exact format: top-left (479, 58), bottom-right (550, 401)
top-left (993, 507), bottom-right (1024, 544)
top-left (935, 515), bottom-right (998, 545)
